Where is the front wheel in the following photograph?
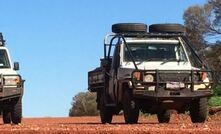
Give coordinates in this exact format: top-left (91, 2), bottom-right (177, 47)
top-left (3, 109), bottom-right (11, 124)
top-left (11, 97), bottom-right (22, 124)
top-left (123, 89), bottom-right (139, 124)
top-left (99, 93), bottom-right (113, 124)
top-left (190, 98), bottom-right (208, 123)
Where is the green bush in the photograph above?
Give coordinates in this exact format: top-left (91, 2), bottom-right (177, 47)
top-left (208, 84), bottom-right (221, 107)
top-left (213, 84), bottom-right (221, 96)
top-left (208, 96), bottom-right (221, 107)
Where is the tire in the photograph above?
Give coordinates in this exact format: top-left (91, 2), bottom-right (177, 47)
top-left (11, 97), bottom-right (22, 124)
top-left (149, 23), bottom-right (185, 33)
top-left (157, 110), bottom-right (171, 123)
top-left (112, 23), bottom-right (147, 33)
top-left (190, 98), bottom-right (208, 123)
top-left (99, 93), bottom-right (113, 124)
top-left (123, 89), bottom-right (139, 124)
top-left (3, 109), bottom-right (11, 124)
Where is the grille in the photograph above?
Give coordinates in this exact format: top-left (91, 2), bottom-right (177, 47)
top-left (159, 73), bottom-right (189, 82)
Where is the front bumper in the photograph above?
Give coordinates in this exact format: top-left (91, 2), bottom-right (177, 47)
top-left (133, 88), bottom-right (212, 100)
top-left (0, 75), bottom-right (25, 101)
top-left (131, 69), bottom-right (213, 100)
top-left (0, 87), bottom-right (24, 101)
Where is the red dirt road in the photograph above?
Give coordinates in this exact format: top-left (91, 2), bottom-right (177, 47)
top-left (1, 114), bottom-right (221, 134)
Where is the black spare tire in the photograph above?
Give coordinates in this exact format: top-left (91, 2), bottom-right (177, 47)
top-left (149, 23), bottom-right (185, 33)
top-left (112, 23), bottom-right (147, 33)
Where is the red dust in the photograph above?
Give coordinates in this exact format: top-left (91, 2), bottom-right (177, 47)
top-left (0, 113), bottom-right (221, 134)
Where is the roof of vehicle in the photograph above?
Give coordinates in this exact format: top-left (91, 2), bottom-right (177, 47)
top-left (125, 39), bottom-right (179, 44)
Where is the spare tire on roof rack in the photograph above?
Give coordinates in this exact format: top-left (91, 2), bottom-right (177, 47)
top-left (112, 23), bottom-right (147, 33)
top-left (149, 23), bottom-right (185, 33)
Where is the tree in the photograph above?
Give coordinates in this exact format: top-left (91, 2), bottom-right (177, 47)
top-left (183, 4), bottom-right (211, 51)
top-left (69, 92), bottom-right (99, 116)
top-left (208, 0), bottom-right (221, 35)
top-left (183, 0), bottom-right (221, 82)
top-left (204, 43), bottom-right (221, 82)
top-left (184, 0), bottom-right (221, 41)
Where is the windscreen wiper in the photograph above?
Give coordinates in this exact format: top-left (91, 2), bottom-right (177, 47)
top-left (160, 58), bottom-right (178, 65)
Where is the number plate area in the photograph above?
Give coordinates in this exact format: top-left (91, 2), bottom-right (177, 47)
top-left (166, 82), bottom-right (185, 89)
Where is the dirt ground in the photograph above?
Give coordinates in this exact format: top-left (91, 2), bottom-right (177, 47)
top-left (1, 113), bottom-right (221, 134)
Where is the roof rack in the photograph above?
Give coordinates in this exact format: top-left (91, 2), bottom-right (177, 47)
top-left (0, 33), bottom-right (5, 46)
top-left (104, 32), bottom-right (185, 44)
top-left (117, 32), bottom-right (185, 38)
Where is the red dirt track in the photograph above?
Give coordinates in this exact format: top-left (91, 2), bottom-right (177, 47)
top-left (1, 113), bottom-right (221, 134)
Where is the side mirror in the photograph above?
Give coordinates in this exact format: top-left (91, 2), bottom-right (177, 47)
top-left (14, 62), bottom-right (20, 70)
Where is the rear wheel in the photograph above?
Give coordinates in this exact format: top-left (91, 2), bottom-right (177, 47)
top-left (11, 97), bottom-right (22, 124)
top-left (190, 98), bottom-right (208, 123)
top-left (157, 110), bottom-right (171, 123)
top-left (99, 93), bottom-right (113, 124)
top-left (123, 89), bottom-right (139, 124)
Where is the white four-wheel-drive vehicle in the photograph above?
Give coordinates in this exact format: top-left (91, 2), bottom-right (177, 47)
top-left (88, 23), bottom-right (213, 124)
top-left (0, 33), bottom-right (24, 124)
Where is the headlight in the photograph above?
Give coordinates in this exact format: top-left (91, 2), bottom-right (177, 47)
top-left (144, 74), bottom-right (154, 82)
top-left (4, 76), bottom-right (20, 86)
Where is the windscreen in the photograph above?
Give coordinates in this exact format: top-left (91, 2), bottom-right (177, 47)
top-left (0, 49), bottom-right (10, 68)
top-left (124, 41), bottom-right (187, 62)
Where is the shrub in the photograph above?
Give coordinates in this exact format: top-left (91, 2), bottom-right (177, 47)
top-left (208, 96), bottom-right (221, 107)
top-left (69, 92), bottom-right (99, 116)
top-left (213, 84), bottom-right (221, 96)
